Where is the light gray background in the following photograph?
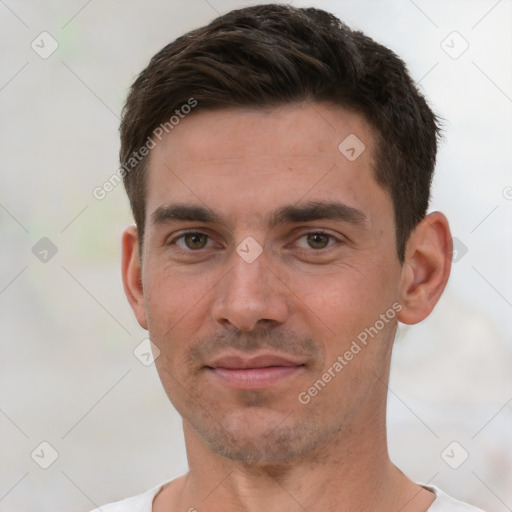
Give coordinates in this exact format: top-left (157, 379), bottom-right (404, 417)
top-left (1, 1), bottom-right (511, 511)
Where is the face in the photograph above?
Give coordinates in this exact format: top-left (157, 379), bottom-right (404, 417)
top-left (127, 103), bottom-right (406, 465)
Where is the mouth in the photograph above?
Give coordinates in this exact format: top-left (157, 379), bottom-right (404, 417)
top-left (206, 353), bottom-right (306, 390)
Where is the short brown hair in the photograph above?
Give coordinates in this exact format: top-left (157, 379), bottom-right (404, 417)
top-left (120, 4), bottom-right (440, 262)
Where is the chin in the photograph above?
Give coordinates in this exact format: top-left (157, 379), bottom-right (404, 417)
top-left (191, 406), bottom-right (326, 465)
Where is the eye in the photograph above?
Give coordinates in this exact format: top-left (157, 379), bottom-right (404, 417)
top-left (295, 232), bottom-right (338, 250)
top-left (173, 232), bottom-right (213, 250)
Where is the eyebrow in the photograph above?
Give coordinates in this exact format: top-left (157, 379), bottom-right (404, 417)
top-left (151, 204), bottom-right (222, 225)
top-left (150, 200), bottom-right (368, 228)
top-left (267, 200), bottom-right (368, 227)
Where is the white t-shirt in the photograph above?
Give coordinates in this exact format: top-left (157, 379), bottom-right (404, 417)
top-left (90, 481), bottom-right (485, 512)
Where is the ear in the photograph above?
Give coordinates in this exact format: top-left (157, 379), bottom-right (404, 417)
top-left (397, 212), bottom-right (452, 325)
top-left (121, 225), bottom-right (148, 330)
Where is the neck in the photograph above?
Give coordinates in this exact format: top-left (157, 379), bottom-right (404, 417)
top-left (185, 421), bottom-right (394, 512)
top-left (154, 394), bottom-right (434, 512)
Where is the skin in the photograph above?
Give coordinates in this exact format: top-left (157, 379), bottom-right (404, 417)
top-left (122, 102), bottom-right (452, 512)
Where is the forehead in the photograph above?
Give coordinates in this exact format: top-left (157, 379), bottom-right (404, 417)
top-left (150, 102), bottom-right (374, 164)
top-left (144, 103), bottom-right (390, 228)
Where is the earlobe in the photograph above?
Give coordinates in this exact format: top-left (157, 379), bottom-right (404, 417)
top-left (121, 225), bottom-right (148, 330)
top-left (397, 212), bottom-right (452, 325)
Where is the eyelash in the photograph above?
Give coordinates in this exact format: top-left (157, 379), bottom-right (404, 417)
top-left (167, 230), bottom-right (343, 252)
top-left (169, 231), bottom-right (218, 251)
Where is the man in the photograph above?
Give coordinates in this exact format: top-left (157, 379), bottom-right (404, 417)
top-left (94, 4), bottom-right (484, 511)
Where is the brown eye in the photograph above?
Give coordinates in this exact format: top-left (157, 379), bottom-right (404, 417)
top-left (306, 233), bottom-right (331, 249)
top-left (178, 232), bottom-right (209, 250)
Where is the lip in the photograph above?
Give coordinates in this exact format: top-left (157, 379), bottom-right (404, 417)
top-left (206, 353), bottom-right (305, 389)
top-left (209, 354), bottom-right (303, 369)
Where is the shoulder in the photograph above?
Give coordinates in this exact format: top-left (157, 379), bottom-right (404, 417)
top-left (88, 481), bottom-right (169, 512)
top-left (424, 485), bottom-right (486, 512)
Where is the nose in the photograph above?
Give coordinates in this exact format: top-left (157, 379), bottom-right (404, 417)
top-left (211, 248), bottom-right (289, 331)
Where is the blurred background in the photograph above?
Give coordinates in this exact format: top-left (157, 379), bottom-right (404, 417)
top-left (1, 0), bottom-right (511, 510)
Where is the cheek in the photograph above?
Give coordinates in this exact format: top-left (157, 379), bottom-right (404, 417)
top-left (145, 274), bottom-right (208, 398)
top-left (142, 265), bottom-right (211, 351)
top-left (296, 266), bottom-right (395, 327)
top-left (290, 256), bottom-right (400, 363)
top-left (295, 267), bottom-right (398, 412)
